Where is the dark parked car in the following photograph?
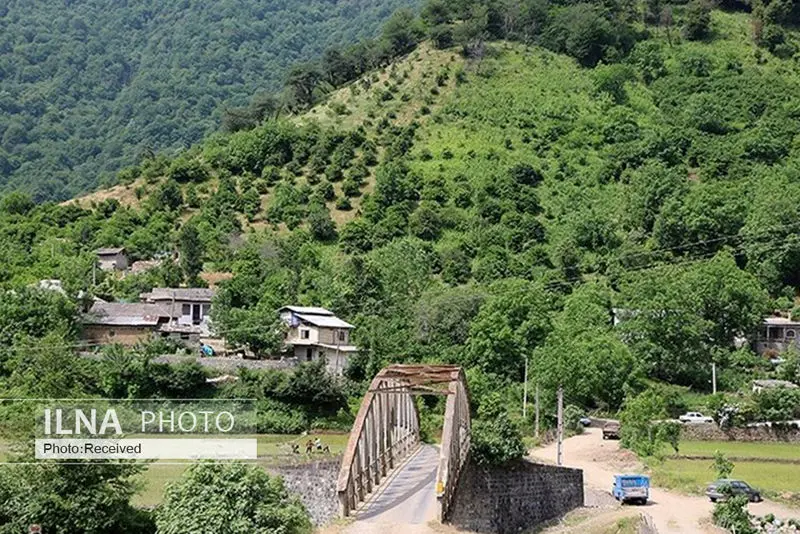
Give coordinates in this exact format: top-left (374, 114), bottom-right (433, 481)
top-left (706, 479), bottom-right (762, 503)
top-left (602, 421), bottom-right (620, 440)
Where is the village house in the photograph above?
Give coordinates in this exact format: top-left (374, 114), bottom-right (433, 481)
top-left (753, 316), bottom-right (800, 357)
top-left (752, 379), bottom-right (799, 394)
top-left (279, 306), bottom-right (358, 374)
top-left (140, 288), bottom-right (214, 333)
top-left (83, 288), bottom-right (216, 347)
top-left (95, 247), bottom-right (129, 271)
top-left (83, 301), bottom-right (171, 346)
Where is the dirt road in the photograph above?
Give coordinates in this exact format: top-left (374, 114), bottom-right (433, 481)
top-left (530, 427), bottom-right (800, 534)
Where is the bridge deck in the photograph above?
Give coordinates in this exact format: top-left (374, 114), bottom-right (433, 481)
top-left (349, 445), bottom-right (439, 529)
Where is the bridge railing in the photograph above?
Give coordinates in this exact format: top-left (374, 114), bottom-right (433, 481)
top-left (436, 368), bottom-right (471, 521)
top-left (337, 364), bottom-right (470, 520)
top-left (336, 374), bottom-right (420, 517)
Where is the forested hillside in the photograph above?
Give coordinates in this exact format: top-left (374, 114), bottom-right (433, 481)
top-left (4, 0), bottom-right (800, 405)
top-left (0, 0), bottom-right (419, 201)
top-left (4, 0), bottom-right (800, 527)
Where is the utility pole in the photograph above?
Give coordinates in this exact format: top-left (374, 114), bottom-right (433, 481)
top-left (712, 362), bottom-right (717, 394)
top-left (522, 355), bottom-right (528, 419)
top-left (534, 383), bottom-right (540, 439)
top-left (557, 385), bottom-right (564, 466)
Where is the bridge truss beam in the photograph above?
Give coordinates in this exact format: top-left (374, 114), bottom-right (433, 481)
top-left (336, 364), bottom-right (470, 521)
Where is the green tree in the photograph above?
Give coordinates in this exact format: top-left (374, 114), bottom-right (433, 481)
top-left (241, 187), bottom-right (261, 221)
top-left (466, 279), bottom-right (554, 381)
top-left (381, 9), bottom-right (424, 56)
top-left (470, 412), bottom-right (527, 466)
top-left (308, 203), bottom-right (337, 242)
top-left (711, 450), bottom-right (734, 479)
top-left (683, 0), bottom-right (712, 40)
top-left (619, 388), bottom-right (673, 457)
top-left (213, 304), bottom-right (286, 357)
top-left (155, 462), bottom-right (311, 534)
top-left (178, 222), bottom-right (205, 285)
top-left (0, 461), bottom-right (150, 534)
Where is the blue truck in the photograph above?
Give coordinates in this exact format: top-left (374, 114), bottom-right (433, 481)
top-left (612, 474), bottom-right (650, 505)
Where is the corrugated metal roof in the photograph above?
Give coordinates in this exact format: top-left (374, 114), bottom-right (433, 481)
top-left (144, 288), bottom-right (215, 302)
top-left (317, 343), bottom-right (359, 352)
top-left (280, 306), bottom-right (334, 316)
top-left (95, 247), bottom-right (125, 255)
top-left (295, 313), bottom-right (354, 329)
top-left (84, 302), bottom-right (171, 326)
top-left (763, 317), bottom-right (800, 325)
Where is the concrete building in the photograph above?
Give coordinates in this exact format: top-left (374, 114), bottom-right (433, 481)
top-left (752, 379), bottom-right (799, 393)
top-left (753, 317), bottom-right (800, 356)
top-left (95, 247), bottom-right (129, 271)
top-left (83, 287), bottom-right (215, 347)
top-left (140, 288), bottom-right (214, 332)
top-left (279, 306), bottom-right (358, 374)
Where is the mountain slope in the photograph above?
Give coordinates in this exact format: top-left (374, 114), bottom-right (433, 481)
top-left (0, 0), bottom-right (419, 201)
top-left (4, 7), bottom-right (800, 404)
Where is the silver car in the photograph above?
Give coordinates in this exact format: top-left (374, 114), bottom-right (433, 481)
top-left (706, 479), bottom-right (762, 503)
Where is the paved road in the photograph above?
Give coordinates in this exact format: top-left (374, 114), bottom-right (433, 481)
top-left (343, 445), bottom-right (440, 534)
top-left (530, 427), bottom-right (800, 534)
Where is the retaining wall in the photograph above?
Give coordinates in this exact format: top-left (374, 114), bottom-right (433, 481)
top-left (448, 459), bottom-right (584, 534)
top-left (269, 458), bottom-right (340, 526)
top-left (680, 423), bottom-right (800, 442)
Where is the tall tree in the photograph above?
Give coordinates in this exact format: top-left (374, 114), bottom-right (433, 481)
top-left (178, 222), bottom-right (205, 285)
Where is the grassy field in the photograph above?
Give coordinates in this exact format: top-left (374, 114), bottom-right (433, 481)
top-left (133, 433), bottom-right (350, 507)
top-left (650, 440), bottom-right (800, 503)
top-left (651, 459), bottom-right (800, 497)
top-left (677, 441), bottom-right (800, 460)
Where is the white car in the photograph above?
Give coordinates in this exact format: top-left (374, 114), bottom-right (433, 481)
top-left (679, 412), bottom-right (714, 424)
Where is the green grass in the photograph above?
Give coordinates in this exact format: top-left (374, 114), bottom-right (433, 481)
top-left (649, 439), bottom-right (800, 504)
top-left (650, 458), bottom-right (800, 498)
top-left (677, 441), bottom-right (800, 460)
top-left (132, 433), bottom-right (350, 508)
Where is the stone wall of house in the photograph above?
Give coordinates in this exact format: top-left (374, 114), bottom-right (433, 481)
top-left (681, 423), bottom-right (800, 442)
top-left (448, 459), bottom-right (584, 534)
top-left (270, 458), bottom-right (341, 526)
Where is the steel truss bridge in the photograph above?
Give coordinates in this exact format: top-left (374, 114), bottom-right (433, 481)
top-left (336, 364), bottom-right (471, 521)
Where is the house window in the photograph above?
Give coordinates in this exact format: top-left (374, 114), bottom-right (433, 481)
top-left (180, 333), bottom-right (190, 340)
top-left (300, 329), bottom-right (310, 340)
top-left (182, 304), bottom-right (191, 315)
top-left (787, 330), bottom-right (796, 339)
top-left (201, 304), bottom-right (210, 317)
top-left (108, 330), bottom-right (115, 338)
top-left (338, 331), bottom-right (346, 342)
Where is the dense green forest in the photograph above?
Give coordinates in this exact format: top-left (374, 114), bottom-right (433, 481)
top-left (2, 0), bottom-right (800, 529)
top-left (0, 0), bottom-right (420, 201)
top-left (2, 0), bottom-right (799, 411)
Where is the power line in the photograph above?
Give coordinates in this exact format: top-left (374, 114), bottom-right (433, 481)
top-left (9, 226), bottom-right (799, 354)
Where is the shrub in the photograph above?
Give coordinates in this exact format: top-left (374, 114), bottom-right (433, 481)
top-left (470, 412), bottom-right (526, 466)
top-left (335, 196), bottom-right (352, 210)
top-left (683, 0), bottom-right (712, 41)
top-left (156, 462), bottom-right (312, 534)
top-left (168, 156), bottom-right (209, 183)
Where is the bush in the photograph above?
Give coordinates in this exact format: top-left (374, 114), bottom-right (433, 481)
top-left (336, 196), bottom-right (352, 210)
top-left (683, 0), bottom-right (712, 41)
top-left (470, 412), bottom-right (526, 465)
top-left (713, 489), bottom-right (755, 534)
top-left (156, 462), bottom-right (312, 534)
top-left (168, 156), bottom-right (209, 183)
